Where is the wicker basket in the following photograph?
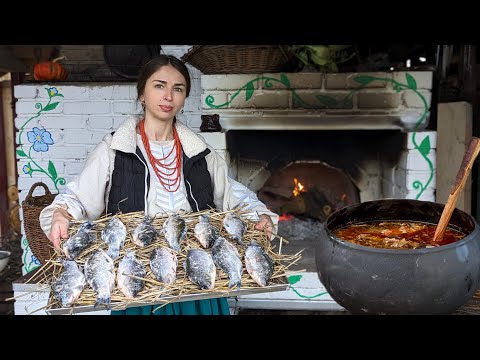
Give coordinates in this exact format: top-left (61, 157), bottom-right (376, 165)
top-left (22, 182), bottom-right (57, 264)
top-left (181, 45), bottom-right (292, 74)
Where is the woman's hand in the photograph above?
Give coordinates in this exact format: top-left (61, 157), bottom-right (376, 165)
top-left (254, 214), bottom-right (275, 240)
top-left (49, 208), bottom-right (71, 249)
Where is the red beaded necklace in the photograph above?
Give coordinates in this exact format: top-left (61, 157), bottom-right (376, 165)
top-left (139, 119), bottom-right (183, 192)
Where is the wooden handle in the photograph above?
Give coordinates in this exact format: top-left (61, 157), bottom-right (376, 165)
top-left (433, 137), bottom-right (480, 243)
top-left (26, 182), bottom-right (51, 199)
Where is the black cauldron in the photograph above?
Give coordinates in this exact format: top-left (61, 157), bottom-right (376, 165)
top-left (315, 199), bottom-right (480, 315)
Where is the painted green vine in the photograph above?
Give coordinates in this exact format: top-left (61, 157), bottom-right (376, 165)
top-left (17, 87), bottom-right (66, 191)
top-left (205, 73), bottom-right (432, 200)
top-left (354, 75), bottom-right (432, 200)
top-left (288, 275), bottom-right (328, 299)
top-left (22, 237), bottom-right (40, 273)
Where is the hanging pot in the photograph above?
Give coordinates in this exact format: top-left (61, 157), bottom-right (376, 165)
top-left (103, 45), bottom-right (161, 80)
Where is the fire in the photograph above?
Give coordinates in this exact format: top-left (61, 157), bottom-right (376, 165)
top-left (292, 178), bottom-right (306, 197)
top-left (279, 214), bottom-right (294, 222)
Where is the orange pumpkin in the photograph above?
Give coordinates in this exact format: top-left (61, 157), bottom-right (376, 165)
top-left (33, 56), bottom-right (68, 81)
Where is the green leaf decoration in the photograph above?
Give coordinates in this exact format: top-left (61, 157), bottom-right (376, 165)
top-left (406, 73), bottom-right (417, 90)
top-left (316, 95), bottom-right (338, 108)
top-left (393, 84), bottom-right (402, 93)
top-left (26, 162), bottom-right (33, 176)
top-left (280, 74), bottom-right (290, 88)
top-left (245, 82), bottom-right (254, 102)
top-left (52, 93), bottom-right (64, 98)
top-left (288, 275), bottom-right (302, 285)
top-left (43, 102), bottom-right (59, 112)
top-left (418, 136), bottom-right (431, 157)
top-left (48, 160), bottom-right (57, 181)
top-left (354, 75), bottom-right (375, 86)
top-left (16, 149), bottom-right (26, 157)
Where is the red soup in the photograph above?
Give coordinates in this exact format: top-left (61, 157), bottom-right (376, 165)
top-left (333, 221), bottom-right (465, 249)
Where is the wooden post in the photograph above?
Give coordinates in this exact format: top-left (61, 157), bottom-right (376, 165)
top-left (0, 84), bottom-right (7, 236)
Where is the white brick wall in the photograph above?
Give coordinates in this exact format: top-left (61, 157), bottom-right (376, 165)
top-left (201, 71), bottom-right (434, 132)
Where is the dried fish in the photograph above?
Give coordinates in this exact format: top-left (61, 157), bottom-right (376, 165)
top-left (62, 221), bottom-right (95, 260)
top-left (163, 214), bottom-right (187, 251)
top-left (52, 260), bottom-right (86, 307)
top-left (194, 214), bottom-right (219, 249)
top-left (150, 247), bottom-right (178, 284)
top-left (117, 250), bottom-right (146, 298)
top-left (212, 236), bottom-right (242, 289)
top-left (244, 241), bottom-right (274, 287)
top-left (184, 249), bottom-right (216, 290)
top-left (84, 249), bottom-right (116, 309)
top-left (132, 215), bottom-right (157, 247)
top-left (223, 212), bottom-right (247, 245)
top-left (101, 216), bottom-right (127, 259)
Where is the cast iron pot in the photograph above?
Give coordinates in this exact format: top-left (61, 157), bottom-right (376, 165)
top-left (315, 199), bottom-right (480, 315)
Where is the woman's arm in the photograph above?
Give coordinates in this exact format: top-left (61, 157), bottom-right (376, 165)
top-left (39, 137), bottom-right (113, 244)
top-left (205, 145), bottom-right (279, 239)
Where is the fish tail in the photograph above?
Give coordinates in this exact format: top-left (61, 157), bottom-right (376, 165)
top-left (94, 295), bottom-right (111, 309)
top-left (170, 241), bottom-right (180, 252)
top-left (107, 247), bottom-right (119, 260)
top-left (229, 279), bottom-right (241, 290)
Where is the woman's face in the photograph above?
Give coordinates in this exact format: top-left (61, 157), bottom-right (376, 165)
top-left (140, 64), bottom-right (187, 122)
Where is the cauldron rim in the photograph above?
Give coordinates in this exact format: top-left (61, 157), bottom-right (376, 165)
top-left (324, 198), bottom-right (479, 255)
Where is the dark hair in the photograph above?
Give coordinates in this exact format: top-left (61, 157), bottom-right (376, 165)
top-left (136, 54), bottom-right (191, 101)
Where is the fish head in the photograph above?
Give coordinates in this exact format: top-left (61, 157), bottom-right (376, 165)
top-left (198, 214), bottom-right (210, 223)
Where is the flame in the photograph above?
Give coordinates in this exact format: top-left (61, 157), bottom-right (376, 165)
top-left (293, 178), bottom-right (306, 197)
top-left (279, 214), bottom-right (294, 222)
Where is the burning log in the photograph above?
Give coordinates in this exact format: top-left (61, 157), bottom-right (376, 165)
top-left (279, 187), bottom-right (335, 222)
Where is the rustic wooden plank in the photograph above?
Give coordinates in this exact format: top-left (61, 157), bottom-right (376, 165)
top-left (437, 102), bottom-right (473, 212)
top-left (60, 47), bottom-right (105, 62)
top-left (0, 85), bottom-right (7, 237)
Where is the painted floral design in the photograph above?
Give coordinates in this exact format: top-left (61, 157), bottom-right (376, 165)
top-left (17, 87), bottom-right (65, 191)
top-left (27, 127), bottom-right (54, 152)
top-left (21, 237), bottom-right (40, 273)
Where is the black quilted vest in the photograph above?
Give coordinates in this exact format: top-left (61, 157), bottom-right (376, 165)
top-left (107, 147), bottom-right (215, 214)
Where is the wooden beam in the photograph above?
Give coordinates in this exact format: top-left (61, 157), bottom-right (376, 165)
top-left (0, 85), bottom-right (8, 236)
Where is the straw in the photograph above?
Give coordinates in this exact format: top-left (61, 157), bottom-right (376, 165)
top-left (30, 207), bottom-right (302, 313)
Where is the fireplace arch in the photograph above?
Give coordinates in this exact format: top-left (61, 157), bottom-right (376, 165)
top-left (258, 161), bottom-right (360, 222)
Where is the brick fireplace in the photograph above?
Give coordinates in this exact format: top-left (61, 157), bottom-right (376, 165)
top-left (199, 71), bottom-right (437, 312)
top-left (200, 71), bottom-right (436, 213)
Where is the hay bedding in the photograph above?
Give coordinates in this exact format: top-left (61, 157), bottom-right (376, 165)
top-left (27, 208), bottom-right (302, 313)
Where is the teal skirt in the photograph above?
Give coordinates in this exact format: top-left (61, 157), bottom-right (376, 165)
top-left (111, 297), bottom-right (230, 315)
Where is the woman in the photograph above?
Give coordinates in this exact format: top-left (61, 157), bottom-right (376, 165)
top-left (39, 54), bottom-right (278, 315)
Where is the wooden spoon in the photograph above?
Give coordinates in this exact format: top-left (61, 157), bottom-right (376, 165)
top-left (433, 136), bottom-right (480, 243)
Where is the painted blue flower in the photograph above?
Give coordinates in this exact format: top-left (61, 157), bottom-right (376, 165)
top-left (47, 87), bottom-right (58, 97)
top-left (31, 254), bottom-right (41, 266)
top-left (27, 127), bottom-right (54, 152)
top-left (22, 164), bottom-right (32, 175)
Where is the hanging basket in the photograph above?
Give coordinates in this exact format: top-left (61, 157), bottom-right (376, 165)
top-left (22, 182), bottom-right (57, 265)
top-left (181, 45), bottom-right (293, 74)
